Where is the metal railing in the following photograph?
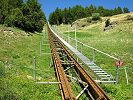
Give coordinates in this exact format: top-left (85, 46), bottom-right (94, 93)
top-left (51, 25), bottom-right (131, 84)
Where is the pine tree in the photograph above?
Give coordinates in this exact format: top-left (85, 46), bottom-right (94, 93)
top-left (21, 0), bottom-right (46, 32)
top-left (55, 8), bottom-right (63, 25)
top-left (48, 5), bottom-right (129, 25)
top-left (97, 6), bottom-right (105, 16)
top-left (117, 6), bottom-right (123, 14)
top-left (123, 7), bottom-right (129, 13)
top-left (4, 8), bottom-right (24, 28)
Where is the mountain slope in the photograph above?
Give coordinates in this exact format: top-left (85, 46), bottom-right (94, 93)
top-left (0, 26), bottom-right (61, 99)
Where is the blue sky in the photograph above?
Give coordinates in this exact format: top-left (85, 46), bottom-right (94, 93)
top-left (38, 0), bottom-right (133, 20)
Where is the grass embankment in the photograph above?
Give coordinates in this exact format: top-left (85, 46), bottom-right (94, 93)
top-left (57, 13), bottom-right (133, 99)
top-left (0, 25), bottom-right (61, 100)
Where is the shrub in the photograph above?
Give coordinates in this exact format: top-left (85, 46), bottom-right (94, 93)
top-left (4, 15), bottom-right (14, 27)
top-left (87, 17), bottom-right (92, 23)
top-left (92, 13), bottom-right (100, 21)
top-left (105, 19), bottom-right (111, 27)
top-left (126, 15), bottom-right (133, 21)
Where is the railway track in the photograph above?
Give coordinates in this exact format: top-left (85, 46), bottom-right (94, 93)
top-left (47, 24), bottom-right (110, 100)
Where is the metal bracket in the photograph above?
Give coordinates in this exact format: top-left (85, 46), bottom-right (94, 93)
top-left (66, 75), bottom-right (87, 85)
top-left (76, 85), bottom-right (89, 99)
top-left (64, 65), bottom-right (74, 72)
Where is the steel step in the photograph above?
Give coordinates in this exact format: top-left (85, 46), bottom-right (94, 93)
top-left (101, 78), bottom-right (111, 80)
top-left (90, 67), bottom-right (101, 69)
top-left (95, 80), bottom-right (116, 84)
top-left (96, 73), bottom-right (108, 75)
top-left (92, 69), bottom-right (103, 71)
top-left (98, 75), bottom-right (111, 77)
top-left (94, 71), bottom-right (105, 73)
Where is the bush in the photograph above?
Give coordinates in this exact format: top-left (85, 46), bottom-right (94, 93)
top-left (126, 15), bottom-right (133, 21)
top-left (105, 19), bottom-right (111, 27)
top-left (87, 17), bottom-right (92, 23)
top-left (4, 15), bottom-right (14, 27)
top-left (92, 13), bottom-right (100, 21)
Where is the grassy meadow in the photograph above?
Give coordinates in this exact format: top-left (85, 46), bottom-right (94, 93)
top-left (0, 13), bottom-right (133, 100)
top-left (56, 13), bottom-right (133, 99)
top-left (0, 25), bottom-right (61, 100)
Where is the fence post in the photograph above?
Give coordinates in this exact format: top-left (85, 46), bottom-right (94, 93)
top-left (125, 66), bottom-right (129, 85)
top-left (116, 66), bottom-right (119, 84)
top-left (40, 41), bottom-right (42, 56)
top-left (93, 49), bottom-right (96, 62)
top-left (33, 56), bottom-right (36, 81)
top-left (75, 26), bottom-right (77, 49)
top-left (81, 43), bottom-right (83, 53)
top-left (68, 33), bottom-right (70, 44)
top-left (42, 38), bottom-right (43, 45)
top-left (49, 56), bottom-right (53, 67)
top-left (44, 30), bottom-right (46, 38)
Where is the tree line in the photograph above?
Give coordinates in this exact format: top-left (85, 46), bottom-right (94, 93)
top-left (49, 5), bottom-right (130, 25)
top-left (0, 0), bottom-right (46, 32)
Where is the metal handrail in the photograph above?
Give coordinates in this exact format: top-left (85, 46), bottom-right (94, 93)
top-left (52, 26), bottom-right (119, 61)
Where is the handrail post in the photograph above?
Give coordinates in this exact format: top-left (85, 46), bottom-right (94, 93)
top-left (125, 66), bottom-right (129, 85)
top-left (68, 33), bottom-right (70, 44)
top-left (93, 49), bottom-right (96, 62)
top-left (75, 26), bottom-right (77, 49)
top-left (81, 43), bottom-right (83, 53)
top-left (75, 39), bottom-right (77, 50)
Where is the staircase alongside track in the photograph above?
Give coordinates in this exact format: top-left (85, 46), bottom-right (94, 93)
top-left (50, 24), bottom-right (116, 84)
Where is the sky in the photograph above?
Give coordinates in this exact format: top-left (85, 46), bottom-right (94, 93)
top-left (38, 0), bottom-right (133, 20)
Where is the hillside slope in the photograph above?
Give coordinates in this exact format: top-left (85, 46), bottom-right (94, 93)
top-left (57, 13), bottom-right (133, 99)
top-left (72, 12), bottom-right (133, 30)
top-left (59, 13), bottom-right (133, 68)
top-left (0, 26), bottom-right (61, 99)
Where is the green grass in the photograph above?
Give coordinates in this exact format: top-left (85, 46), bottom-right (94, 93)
top-left (0, 25), bottom-right (61, 100)
top-left (1, 17), bottom-right (133, 99)
top-left (63, 21), bottom-right (133, 78)
top-left (57, 20), bottom-right (133, 99)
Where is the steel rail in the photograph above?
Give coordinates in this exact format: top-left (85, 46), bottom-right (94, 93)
top-left (58, 41), bottom-right (110, 99)
top-left (48, 26), bottom-right (75, 100)
top-left (48, 24), bottom-right (110, 100)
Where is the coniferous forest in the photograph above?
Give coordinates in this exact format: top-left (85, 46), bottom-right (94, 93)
top-left (0, 0), bottom-right (46, 32)
top-left (49, 5), bottom-right (129, 25)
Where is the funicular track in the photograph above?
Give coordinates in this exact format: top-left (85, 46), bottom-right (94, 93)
top-left (47, 24), bottom-right (110, 100)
